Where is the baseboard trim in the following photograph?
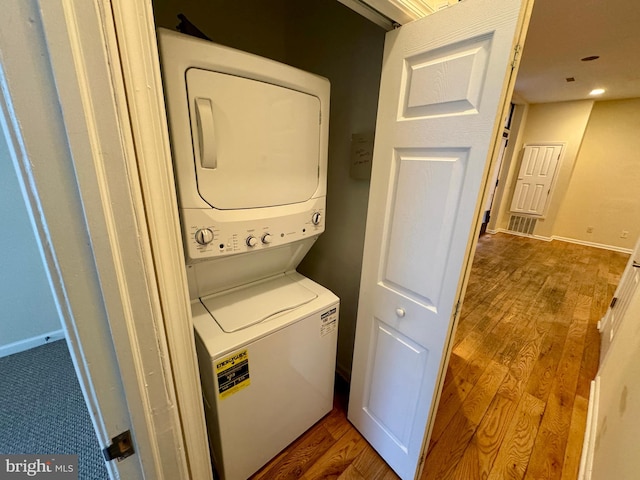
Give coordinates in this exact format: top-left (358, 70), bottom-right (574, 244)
top-left (0, 330), bottom-right (65, 358)
top-left (551, 235), bottom-right (633, 254)
top-left (491, 229), bottom-right (633, 254)
top-left (492, 228), bottom-right (552, 242)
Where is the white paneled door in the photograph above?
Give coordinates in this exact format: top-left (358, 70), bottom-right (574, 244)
top-left (510, 143), bottom-right (563, 216)
top-left (599, 236), bottom-right (640, 361)
top-left (347, 0), bottom-right (531, 479)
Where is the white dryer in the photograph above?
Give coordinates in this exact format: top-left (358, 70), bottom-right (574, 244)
top-left (158, 29), bottom-right (338, 480)
top-left (158, 28), bottom-right (329, 266)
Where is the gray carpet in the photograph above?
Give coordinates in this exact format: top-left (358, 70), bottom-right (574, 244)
top-left (0, 340), bottom-right (109, 479)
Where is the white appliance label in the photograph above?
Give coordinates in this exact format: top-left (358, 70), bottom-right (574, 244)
top-left (320, 308), bottom-right (337, 337)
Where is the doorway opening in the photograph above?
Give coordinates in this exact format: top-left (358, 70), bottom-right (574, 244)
top-left (0, 123), bottom-right (109, 479)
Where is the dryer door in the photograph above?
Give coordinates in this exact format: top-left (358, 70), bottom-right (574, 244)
top-left (186, 68), bottom-right (321, 210)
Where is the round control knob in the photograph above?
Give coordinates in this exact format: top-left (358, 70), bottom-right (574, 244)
top-left (262, 233), bottom-right (272, 244)
top-left (311, 212), bottom-right (322, 225)
top-left (194, 228), bottom-right (214, 245)
top-left (246, 236), bottom-right (258, 247)
top-left (396, 308), bottom-right (406, 318)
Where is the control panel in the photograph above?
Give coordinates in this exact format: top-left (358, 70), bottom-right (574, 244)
top-left (181, 199), bottom-right (326, 262)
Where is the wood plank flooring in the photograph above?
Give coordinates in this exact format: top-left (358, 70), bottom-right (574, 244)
top-left (250, 233), bottom-right (628, 480)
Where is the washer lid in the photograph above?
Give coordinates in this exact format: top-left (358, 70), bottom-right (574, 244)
top-left (200, 274), bottom-right (318, 333)
top-left (186, 68), bottom-right (321, 210)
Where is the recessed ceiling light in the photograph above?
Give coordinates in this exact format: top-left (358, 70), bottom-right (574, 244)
top-left (590, 88), bottom-right (605, 95)
top-left (581, 55), bottom-right (600, 62)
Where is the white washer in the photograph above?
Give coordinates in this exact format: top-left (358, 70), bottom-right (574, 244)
top-left (158, 29), bottom-right (338, 480)
top-left (193, 272), bottom-right (338, 480)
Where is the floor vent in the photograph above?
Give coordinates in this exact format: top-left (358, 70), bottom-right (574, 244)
top-left (508, 214), bottom-right (537, 235)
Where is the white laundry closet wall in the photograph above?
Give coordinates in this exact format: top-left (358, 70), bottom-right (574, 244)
top-left (152, 0), bottom-right (386, 378)
top-left (0, 124), bottom-right (62, 356)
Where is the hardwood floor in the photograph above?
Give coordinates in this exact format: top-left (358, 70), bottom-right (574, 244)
top-left (250, 233), bottom-right (628, 479)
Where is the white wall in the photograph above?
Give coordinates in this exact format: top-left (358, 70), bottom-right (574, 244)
top-left (0, 124), bottom-right (60, 354)
top-left (152, 0), bottom-right (385, 376)
top-left (554, 99), bottom-right (640, 250)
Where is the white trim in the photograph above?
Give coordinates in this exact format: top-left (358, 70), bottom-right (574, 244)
top-left (336, 0), bottom-right (395, 30)
top-left (491, 229), bottom-right (633, 253)
top-left (0, 3), bottom-right (132, 477)
top-left (578, 377), bottom-right (600, 480)
top-left (552, 235), bottom-right (633, 254)
top-left (107, 1), bottom-right (213, 478)
top-left (0, 330), bottom-right (65, 358)
top-left (31, 0), bottom-right (195, 477)
top-left (360, 0), bottom-right (431, 24)
top-left (38, 1), bottom-right (173, 476)
top-left (491, 227), bottom-right (553, 242)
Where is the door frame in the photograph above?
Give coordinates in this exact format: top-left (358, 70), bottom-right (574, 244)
top-left (8, 0), bottom-right (533, 479)
top-left (1, 0), bottom-right (212, 478)
top-left (101, 2), bottom-right (214, 477)
top-left (103, 1), bottom-right (531, 479)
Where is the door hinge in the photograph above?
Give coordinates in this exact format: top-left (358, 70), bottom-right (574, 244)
top-left (103, 430), bottom-right (135, 462)
top-left (511, 44), bottom-right (522, 69)
top-left (453, 300), bottom-right (461, 319)
top-left (418, 450), bottom-right (427, 471)
top-left (610, 297), bottom-right (618, 309)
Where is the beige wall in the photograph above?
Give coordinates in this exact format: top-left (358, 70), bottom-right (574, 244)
top-left (554, 99), bottom-right (640, 250)
top-left (152, 0), bottom-right (385, 376)
top-left (283, 2), bottom-right (385, 378)
top-left (495, 98), bottom-right (640, 251)
top-left (495, 100), bottom-right (594, 237)
top-left (489, 101), bottom-right (528, 232)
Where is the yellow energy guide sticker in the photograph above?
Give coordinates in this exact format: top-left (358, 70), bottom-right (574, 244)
top-left (216, 349), bottom-right (250, 399)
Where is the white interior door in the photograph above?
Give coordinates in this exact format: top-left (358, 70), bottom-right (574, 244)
top-left (510, 143), bottom-right (563, 216)
top-left (582, 255), bottom-right (640, 480)
top-left (599, 236), bottom-right (640, 362)
top-left (347, 1), bottom-right (531, 479)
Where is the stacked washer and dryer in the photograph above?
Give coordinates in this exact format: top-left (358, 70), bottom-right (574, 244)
top-left (158, 29), bottom-right (339, 480)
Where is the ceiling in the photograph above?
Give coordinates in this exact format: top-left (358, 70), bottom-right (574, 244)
top-left (513, 0), bottom-right (640, 104)
top-left (351, 0), bottom-right (640, 104)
